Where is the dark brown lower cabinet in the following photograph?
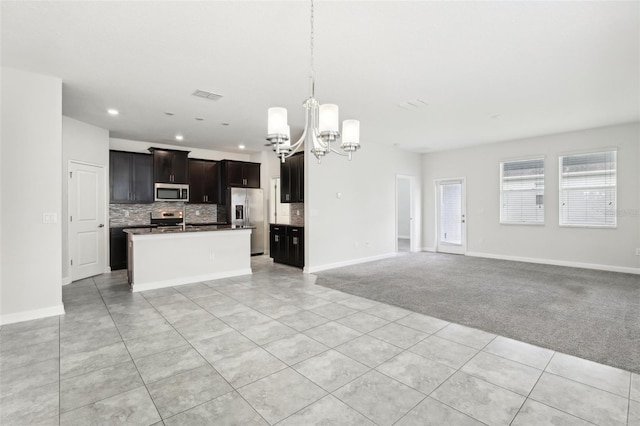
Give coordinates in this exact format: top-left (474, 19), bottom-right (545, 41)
top-left (270, 224), bottom-right (304, 268)
top-left (109, 228), bottom-right (128, 271)
top-left (110, 226), bottom-right (153, 270)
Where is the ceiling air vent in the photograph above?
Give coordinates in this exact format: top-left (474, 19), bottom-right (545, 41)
top-left (397, 98), bottom-right (428, 110)
top-left (192, 89), bottom-right (223, 101)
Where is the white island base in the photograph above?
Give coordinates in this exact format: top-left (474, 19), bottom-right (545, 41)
top-left (126, 228), bottom-right (252, 292)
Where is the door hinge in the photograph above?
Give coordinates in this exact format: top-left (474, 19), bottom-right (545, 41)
top-left (69, 171), bottom-right (72, 178)
top-left (70, 259), bottom-right (73, 266)
top-left (70, 216), bottom-right (73, 222)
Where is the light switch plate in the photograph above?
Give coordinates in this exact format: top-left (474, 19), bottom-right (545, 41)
top-left (42, 213), bottom-right (57, 224)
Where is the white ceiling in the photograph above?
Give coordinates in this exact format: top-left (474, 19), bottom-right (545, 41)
top-left (2, 1), bottom-right (638, 154)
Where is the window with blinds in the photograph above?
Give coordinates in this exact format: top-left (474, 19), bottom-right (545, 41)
top-left (500, 158), bottom-right (545, 224)
top-left (559, 150), bottom-right (617, 227)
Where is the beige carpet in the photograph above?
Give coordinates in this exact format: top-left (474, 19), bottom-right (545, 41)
top-left (317, 252), bottom-right (640, 373)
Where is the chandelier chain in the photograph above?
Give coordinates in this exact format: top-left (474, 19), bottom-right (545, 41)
top-left (266, 0), bottom-right (360, 163)
top-left (310, 0), bottom-right (315, 98)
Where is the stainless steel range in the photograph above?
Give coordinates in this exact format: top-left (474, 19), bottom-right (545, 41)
top-left (150, 210), bottom-right (184, 230)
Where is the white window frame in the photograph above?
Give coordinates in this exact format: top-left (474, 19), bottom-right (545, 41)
top-left (558, 149), bottom-right (617, 228)
top-left (499, 157), bottom-right (545, 225)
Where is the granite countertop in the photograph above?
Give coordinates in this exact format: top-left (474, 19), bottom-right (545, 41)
top-left (124, 225), bottom-right (254, 235)
top-left (111, 222), bottom-right (228, 229)
top-left (110, 224), bottom-right (156, 229)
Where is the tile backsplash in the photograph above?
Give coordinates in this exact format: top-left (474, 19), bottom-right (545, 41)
top-left (289, 202), bottom-right (305, 226)
top-left (109, 202), bottom-right (226, 227)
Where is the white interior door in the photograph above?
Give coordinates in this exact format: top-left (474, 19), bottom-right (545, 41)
top-left (437, 178), bottom-right (466, 255)
top-left (69, 161), bottom-right (106, 281)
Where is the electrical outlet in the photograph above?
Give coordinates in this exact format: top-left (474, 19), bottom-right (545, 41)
top-left (636, 248), bottom-right (640, 256)
top-left (124, 211), bottom-right (130, 217)
top-left (209, 252), bottom-right (215, 260)
top-left (196, 210), bottom-right (200, 216)
top-left (296, 210), bottom-right (300, 216)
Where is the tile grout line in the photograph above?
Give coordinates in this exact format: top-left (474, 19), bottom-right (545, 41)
top-left (57, 277), bottom-right (129, 418)
top-left (507, 343), bottom-right (553, 426)
top-left (139, 286), bottom-right (274, 426)
top-left (156, 280), bottom-right (627, 426)
top-left (404, 334), bottom-right (500, 425)
top-left (58, 265), bottom-right (634, 426)
top-left (175, 276), bottom-right (386, 423)
top-left (285, 309), bottom-right (458, 424)
top-left (208, 284), bottom-right (494, 424)
top-left (538, 370), bottom-right (633, 400)
top-left (93, 277), bottom-right (165, 423)
top-left (513, 351), bottom-right (602, 426)
top-left (627, 376), bottom-right (632, 426)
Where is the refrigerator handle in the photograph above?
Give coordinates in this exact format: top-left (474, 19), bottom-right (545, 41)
top-left (245, 196), bottom-right (249, 226)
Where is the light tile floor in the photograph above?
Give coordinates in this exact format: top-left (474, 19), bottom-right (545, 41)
top-left (1, 256), bottom-right (638, 426)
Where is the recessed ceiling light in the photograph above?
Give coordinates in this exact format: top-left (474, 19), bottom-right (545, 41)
top-left (195, 117), bottom-right (204, 121)
top-left (175, 135), bottom-right (184, 141)
top-left (221, 122), bottom-right (230, 126)
top-left (491, 114), bottom-right (501, 119)
top-left (165, 112), bottom-right (175, 116)
top-left (107, 109), bottom-right (119, 116)
top-left (238, 144), bottom-right (245, 149)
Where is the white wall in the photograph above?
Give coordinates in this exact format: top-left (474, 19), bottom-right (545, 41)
top-left (250, 150), bottom-right (282, 253)
top-left (1, 67), bottom-right (64, 324)
top-left (422, 123), bottom-right (640, 273)
top-left (62, 117), bottom-right (110, 283)
top-left (306, 142), bottom-right (422, 272)
top-left (110, 138), bottom-right (251, 162)
top-left (397, 178), bottom-right (411, 239)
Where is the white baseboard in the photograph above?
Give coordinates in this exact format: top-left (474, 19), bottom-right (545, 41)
top-left (62, 276), bottom-right (72, 286)
top-left (132, 268), bottom-right (253, 292)
top-left (0, 304), bottom-right (65, 326)
top-left (466, 251), bottom-right (640, 275)
top-left (307, 253), bottom-right (397, 274)
top-left (422, 247), bottom-right (436, 252)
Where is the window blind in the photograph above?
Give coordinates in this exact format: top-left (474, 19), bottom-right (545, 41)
top-left (500, 158), bottom-right (544, 224)
top-left (559, 150), bottom-right (617, 227)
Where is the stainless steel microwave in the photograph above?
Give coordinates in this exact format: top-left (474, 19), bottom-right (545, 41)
top-left (154, 183), bottom-right (189, 202)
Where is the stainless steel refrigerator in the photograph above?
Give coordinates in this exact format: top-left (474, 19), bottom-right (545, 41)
top-left (230, 188), bottom-right (264, 255)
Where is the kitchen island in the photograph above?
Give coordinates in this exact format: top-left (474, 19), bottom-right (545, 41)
top-left (124, 225), bottom-right (253, 292)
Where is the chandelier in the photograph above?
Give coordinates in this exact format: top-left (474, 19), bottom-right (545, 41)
top-left (266, 0), bottom-right (361, 163)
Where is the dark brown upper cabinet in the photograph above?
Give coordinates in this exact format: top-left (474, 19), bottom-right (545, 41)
top-left (189, 159), bottom-right (219, 204)
top-left (149, 148), bottom-right (189, 184)
top-left (281, 152), bottom-right (304, 203)
top-left (218, 160), bottom-right (260, 205)
top-left (109, 150), bottom-right (153, 204)
top-left (220, 160), bottom-right (260, 188)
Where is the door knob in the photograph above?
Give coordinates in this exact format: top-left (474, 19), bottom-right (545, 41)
top-left (98, 224), bottom-right (105, 228)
